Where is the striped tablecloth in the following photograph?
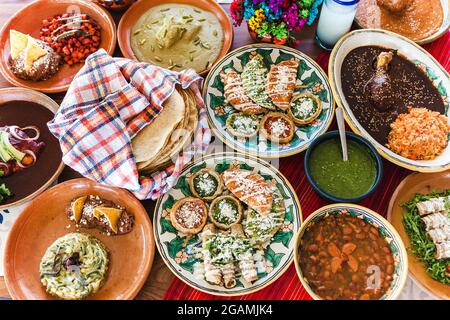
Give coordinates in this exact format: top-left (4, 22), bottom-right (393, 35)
top-left (164, 32), bottom-right (450, 300)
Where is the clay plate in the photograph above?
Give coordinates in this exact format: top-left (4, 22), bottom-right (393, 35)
top-left (387, 171), bottom-right (450, 300)
top-left (117, 0), bottom-right (233, 75)
top-left (3, 178), bottom-right (155, 300)
top-left (0, 0), bottom-right (117, 93)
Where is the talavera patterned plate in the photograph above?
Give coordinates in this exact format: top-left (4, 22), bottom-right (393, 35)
top-left (154, 152), bottom-right (302, 296)
top-left (203, 44), bottom-right (334, 158)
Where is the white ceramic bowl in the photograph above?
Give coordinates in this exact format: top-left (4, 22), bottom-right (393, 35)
top-left (329, 29), bottom-right (450, 172)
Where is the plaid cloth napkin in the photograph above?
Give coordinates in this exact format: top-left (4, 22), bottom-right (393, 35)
top-left (48, 49), bottom-right (211, 200)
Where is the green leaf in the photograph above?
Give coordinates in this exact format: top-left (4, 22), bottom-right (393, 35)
top-left (211, 74), bottom-right (225, 91)
top-left (437, 82), bottom-right (447, 97)
top-left (272, 230), bottom-right (293, 248)
top-left (257, 271), bottom-right (267, 279)
top-left (187, 234), bottom-right (200, 246)
top-left (298, 60), bottom-right (311, 77)
top-left (255, 49), bottom-right (274, 66)
top-left (162, 195), bottom-right (175, 210)
top-left (317, 89), bottom-right (329, 103)
top-left (209, 93), bottom-right (225, 108)
top-left (190, 162), bottom-right (206, 174)
top-left (179, 257), bottom-right (198, 273)
top-left (235, 279), bottom-right (244, 288)
top-left (285, 204), bottom-right (294, 222)
top-left (215, 161), bottom-right (230, 174)
top-left (298, 124), bottom-right (316, 139)
top-left (236, 52), bottom-right (251, 68)
top-left (264, 246), bottom-right (284, 268)
top-left (165, 236), bottom-right (185, 259)
top-left (275, 52), bottom-right (294, 64)
top-left (160, 217), bottom-right (177, 234)
top-left (221, 59), bottom-right (235, 72)
top-left (425, 66), bottom-right (439, 80)
top-left (276, 183), bottom-right (290, 199)
top-left (302, 71), bottom-right (321, 85)
top-left (261, 174), bottom-right (273, 181)
top-left (174, 176), bottom-right (192, 197)
top-left (239, 163), bottom-right (254, 171)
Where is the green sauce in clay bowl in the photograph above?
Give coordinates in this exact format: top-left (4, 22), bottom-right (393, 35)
top-left (305, 131), bottom-right (383, 202)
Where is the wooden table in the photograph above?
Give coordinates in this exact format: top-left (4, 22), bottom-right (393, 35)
top-left (0, 0), bottom-right (323, 300)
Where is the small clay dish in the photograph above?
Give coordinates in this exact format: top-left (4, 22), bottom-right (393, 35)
top-left (117, 0), bottom-right (233, 75)
top-left (0, 0), bottom-right (117, 93)
top-left (3, 178), bottom-right (155, 300)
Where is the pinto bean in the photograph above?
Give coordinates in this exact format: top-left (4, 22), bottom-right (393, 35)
top-left (355, 233), bottom-right (366, 240)
top-left (386, 264), bottom-right (394, 275)
top-left (308, 244), bottom-right (319, 252)
top-left (385, 254), bottom-right (394, 264)
top-left (369, 233), bottom-right (378, 240)
top-left (343, 235), bottom-right (352, 242)
top-left (342, 227), bottom-right (353, 235)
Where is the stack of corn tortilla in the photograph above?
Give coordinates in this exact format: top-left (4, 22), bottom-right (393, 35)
top-left (132, 86), bottom-right (198, 173)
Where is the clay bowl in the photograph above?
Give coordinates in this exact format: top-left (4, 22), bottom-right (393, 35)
top-left (117, 0), bottom-right (233, 75)
top-left (4, 178), bottom-right (155, 300)
top-left (0, 0), bottom-right (117, 93)
top-left (387, 170), bottom-right (450, 299)
top-left (0, 87), bottom-right (64, 211)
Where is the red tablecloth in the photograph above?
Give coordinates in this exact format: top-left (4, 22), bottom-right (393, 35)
top-left (164, 32), bottom-right (450, 300)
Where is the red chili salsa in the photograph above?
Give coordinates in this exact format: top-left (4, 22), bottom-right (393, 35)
top-left (299, 211), bottom-right (395, 300)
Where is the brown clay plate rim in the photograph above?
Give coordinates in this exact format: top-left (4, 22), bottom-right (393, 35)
top-left (387, 171), bottom-right (450, 300)
top-left (117, 0), bottom-right (233, 75)
top-left (0, 0), bottom-right (117, 93)
top-left (0, 87), bottom-right (64, 210)
top-left (3, 178), bottom-right (155, 300)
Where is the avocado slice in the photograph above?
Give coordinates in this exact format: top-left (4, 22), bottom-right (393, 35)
top-left (0, 131), bottom-right (25, 162)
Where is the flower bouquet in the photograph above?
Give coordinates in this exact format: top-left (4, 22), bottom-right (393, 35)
top-left (230, 0), bottom-right (323, 45)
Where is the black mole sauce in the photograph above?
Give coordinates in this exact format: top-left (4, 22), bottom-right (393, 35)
top-left (341, 46), bottom-right (445, 145)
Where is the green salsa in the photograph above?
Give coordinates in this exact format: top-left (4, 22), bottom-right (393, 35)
top-left (193, 173), bottom-right (218, 197)
top-left (292, 97), bottom-right (317, 120)
top-left (212, 199), bottom-right (239, 225)
top-left (308, 138), bottom-right (377, 198)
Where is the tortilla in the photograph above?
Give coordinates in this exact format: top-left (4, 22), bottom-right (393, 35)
top-left (137, 89), bottom-right (198, 173)
top-left (132, 88), bottom-right (185, 163)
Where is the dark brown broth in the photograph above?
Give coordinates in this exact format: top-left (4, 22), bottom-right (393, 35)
top-left (299, 213), bottom-right (395, 300)
top-left (0, 101), bottom-right (62, 204)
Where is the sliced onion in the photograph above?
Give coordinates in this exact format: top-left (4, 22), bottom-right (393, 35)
top-left (17, 150), bottom-right (36, 168)
top-left (9, 126), bottom-right (40, 141)
top-left (0, 162), bottom-right (9, 176)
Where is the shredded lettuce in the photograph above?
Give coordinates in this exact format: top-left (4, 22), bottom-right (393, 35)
top-left (402, 190), bottom-right (450, 285)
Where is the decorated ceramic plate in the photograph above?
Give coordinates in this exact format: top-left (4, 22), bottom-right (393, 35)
top-left (203, 44), bottom-right (334, 158)
top-left (154, 152), bottom-right (302, 296)
top-left (387, 171), bottom-right (450, 300)
top-left (329, 29), bottom-right (450, 172)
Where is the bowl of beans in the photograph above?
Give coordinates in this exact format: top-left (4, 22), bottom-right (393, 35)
top-left (294, 204), bottom-right (408, 300)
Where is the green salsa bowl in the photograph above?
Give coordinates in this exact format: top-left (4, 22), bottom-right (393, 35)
top-left (305, 131), bottom-right (383, 203)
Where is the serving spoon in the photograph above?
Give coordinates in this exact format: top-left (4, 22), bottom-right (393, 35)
top-left (336, 107), bottom-right (348, 161)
